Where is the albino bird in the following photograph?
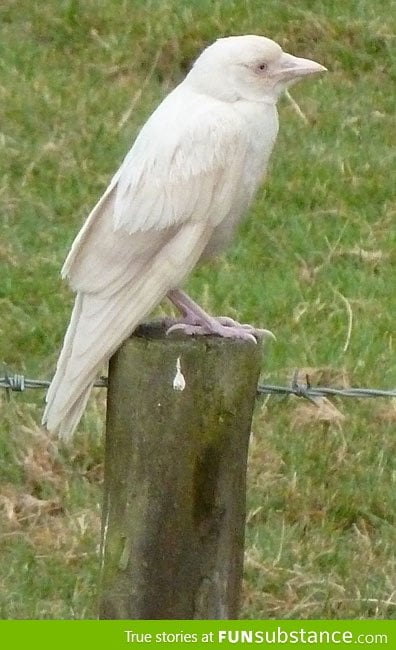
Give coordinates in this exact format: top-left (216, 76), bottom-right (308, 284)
top-left (43, 34), bottom-right (326, 439)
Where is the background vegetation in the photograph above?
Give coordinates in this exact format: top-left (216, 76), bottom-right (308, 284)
top-left (1, 0), bottom-right (395, 618)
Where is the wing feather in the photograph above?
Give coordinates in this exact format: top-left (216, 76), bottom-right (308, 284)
top-left (62, 89), bottom-right (248, 295)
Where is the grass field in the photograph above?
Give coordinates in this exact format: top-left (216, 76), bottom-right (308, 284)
top-left (1, 0), bottom-right (395, 619)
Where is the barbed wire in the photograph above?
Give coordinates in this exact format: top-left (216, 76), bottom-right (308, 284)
top-left (0, 374), bottom-right (106, 392)
top-left (1, 369), bottom-right (395, 401)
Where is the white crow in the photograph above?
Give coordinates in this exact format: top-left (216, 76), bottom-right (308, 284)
top-left (43, 34), bottom-right (326, 439)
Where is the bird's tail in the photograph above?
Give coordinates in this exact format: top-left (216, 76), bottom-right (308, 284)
top-left (42, 288), bottom-right (145, 441)
top-left (42, 294), bottom-right (96, 441)
top-left (42, 285), bottom-right (150, 441)
top-left (42, 261), bottom-right (188, 440)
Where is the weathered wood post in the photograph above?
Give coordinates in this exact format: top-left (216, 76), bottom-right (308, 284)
top-left (98, 322), bottom-right (261, 619)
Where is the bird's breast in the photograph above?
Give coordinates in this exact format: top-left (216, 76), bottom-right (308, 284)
top-left (201, 102), bottom-right (279, 260)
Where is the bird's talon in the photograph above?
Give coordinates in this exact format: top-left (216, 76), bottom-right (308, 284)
top-left (254, 328), bottom-right (276, 340)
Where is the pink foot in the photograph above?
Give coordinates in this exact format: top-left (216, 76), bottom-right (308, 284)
top-left (165, 289), bottom-right (275, 344)
top-left (166, 320), bottom-right (274, 344)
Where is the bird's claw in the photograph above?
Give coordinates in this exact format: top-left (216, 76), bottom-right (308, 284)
top-left (166, 319), bottom-right (275, 344)
top-left (166, 322), bottom-right (258, 343)
top-left (245, 325), bottom-right (276, 341)
top-left (212, 316), bottom-right (276, 340)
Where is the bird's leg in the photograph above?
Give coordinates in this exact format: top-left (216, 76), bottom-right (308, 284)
top-left (166, 288), bottom-right (274, 344)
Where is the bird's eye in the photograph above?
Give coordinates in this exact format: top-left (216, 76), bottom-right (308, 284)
top-left (257, 62), bottom-right (268, 71)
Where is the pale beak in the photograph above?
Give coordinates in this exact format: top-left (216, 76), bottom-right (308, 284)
top-left (274, 52), bottom-right (327, 82)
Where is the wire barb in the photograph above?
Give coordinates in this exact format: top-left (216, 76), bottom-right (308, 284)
top-left (289, 369), bottom-right (318, 404)
top-left (2, 367), bottom-right (26, 400)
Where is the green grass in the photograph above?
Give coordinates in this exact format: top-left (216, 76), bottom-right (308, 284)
top-left (1, 0), bottom-right (395, 619)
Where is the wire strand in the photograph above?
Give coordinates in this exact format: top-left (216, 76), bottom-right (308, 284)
top-left (1, 371), bottom-right (395, 400)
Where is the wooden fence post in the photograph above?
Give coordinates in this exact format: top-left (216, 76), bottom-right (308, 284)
top-left (98, 322), bottom-right (262, 619)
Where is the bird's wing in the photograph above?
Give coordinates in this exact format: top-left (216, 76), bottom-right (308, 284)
top-left (62, 91), bottom-right (248, 295)
top-left (43, 219), bottom-right (212, 438)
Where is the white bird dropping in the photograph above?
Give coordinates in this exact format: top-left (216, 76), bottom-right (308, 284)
top-left (173, 357), bottom-right (186, 391)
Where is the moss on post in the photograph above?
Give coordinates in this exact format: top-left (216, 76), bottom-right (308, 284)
top-left (98, 322), bottom-right (262, 619)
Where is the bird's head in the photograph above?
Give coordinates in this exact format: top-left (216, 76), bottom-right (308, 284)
top-left (186, 35), bottom-right (326, 103)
